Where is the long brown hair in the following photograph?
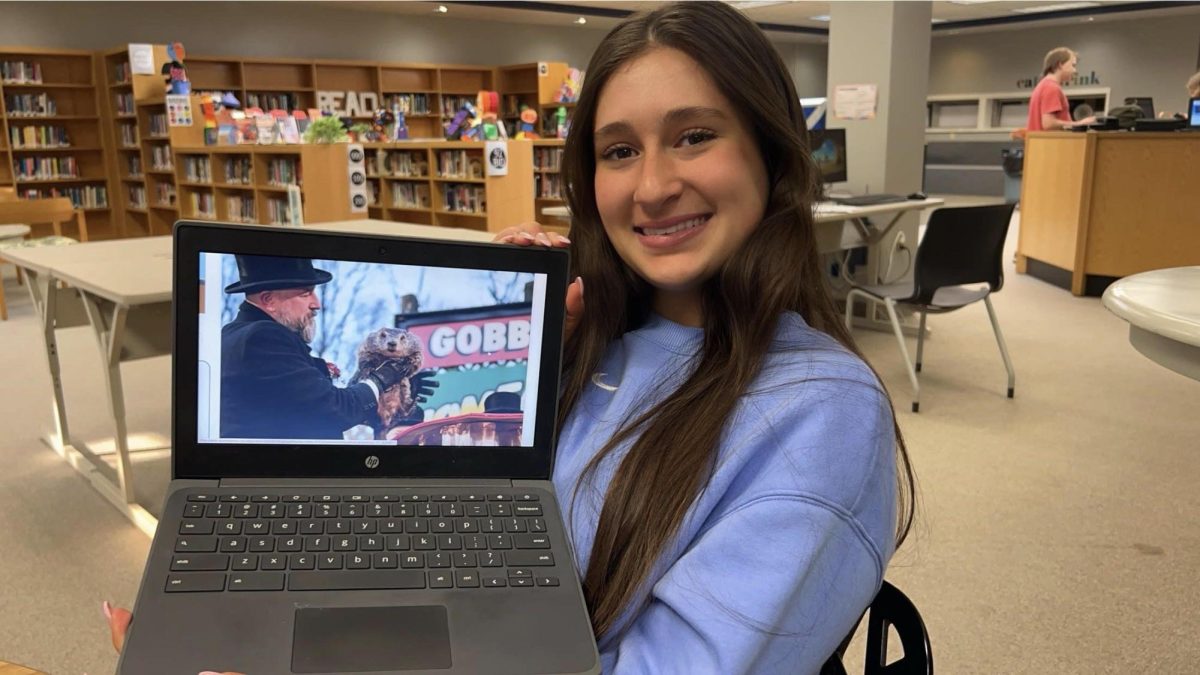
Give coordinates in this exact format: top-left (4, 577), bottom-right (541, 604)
top-left (559, 1), bottom-right (915, 640)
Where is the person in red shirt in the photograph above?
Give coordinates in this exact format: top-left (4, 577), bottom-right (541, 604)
top-left (1026, 47), bottom-right (1096, 132)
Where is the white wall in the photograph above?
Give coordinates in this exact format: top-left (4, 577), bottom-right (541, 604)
top-left (929, 14), bottom-right (1200, 116)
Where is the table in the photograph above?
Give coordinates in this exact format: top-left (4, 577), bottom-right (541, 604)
top-left (1102, 266), bottom-right (1200, 382)
top-left (0, 220), bottom-right (496, 533)
top-left (0, 660), bottom-right (48, 675)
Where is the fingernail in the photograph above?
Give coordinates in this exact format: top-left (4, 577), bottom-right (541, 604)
top-left (199, 671), bottom-right (223, 675)
top-left (575, 276), bottom-right (584, 294)
top-left (518, 232), bottom-right (536, 240)
top-left (102, 600), bottom-right (112, 620)
top-left (557, 234), bottom-right (572, 244)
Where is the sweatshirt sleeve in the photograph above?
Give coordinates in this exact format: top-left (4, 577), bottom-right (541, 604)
top-left (603, 497), bottom-right (884, 675)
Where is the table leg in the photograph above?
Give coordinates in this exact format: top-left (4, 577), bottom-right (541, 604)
top-left (23, 269), bottom-right (73, 451)
top-left (78, 292), bottom-right (136, 504)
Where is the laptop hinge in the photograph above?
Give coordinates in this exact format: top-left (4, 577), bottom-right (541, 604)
top-left (218, 478), bottom-right (515, 488)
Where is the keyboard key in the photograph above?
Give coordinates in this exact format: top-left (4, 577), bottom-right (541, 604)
top-left (249, 537), bottom-right (274, 552)
top-left (514, 505), bottom-right (543, 517)
top-left (453, 552), bottom-right (477, 568)
top-left (431, 520), bottom-right (453, 534)
top-left (417, 504), bottom-right (437, 518)
top-left (373, 552), bottom-right (398, 569)
top-left (220, 494), bottom-right (248, 503)
top-left (165, 573), bottom-right (224, 592)
top-left (300, 521), bottom-right (323, 535)
top-left (187, 494), bottom-right (216, 502)
top-left (314, 495), bottom-right (339, 503)
top-left (346, 553), bottom-right (371, 570)
top-left (304, 536), bottom-right (330, 552)
top-left (278, 536), bottom-right (302, 552)
top-left (328, 520), bottom-right (351, 534)
top-left (244, 521), bottom-right (270, 535)
top-left (179, 520), bottom-right (213, 535)
top-left (489, 503), bottom-right (512, 517)
top-left (464, 535), bottom-right (487, 550)
top-left (380, 520), bottom-right (404, 534)
top-left (457, 519), bottom-right (479, 534)
top-left (359, 536), bottom-right (383, 551)
top-left (506, 551), bottom-right (555, 567)
top-left (479, 551), bottom-right (503, 567)
top-left (405, 519), bottom-right (428, 533)
top-left (515, 493), bottom-right (540, 502)
top-left (429, 572), bottom-right (453, 588)
top-left (402, 494), bottom-right (428, 502)
top-left (287, 504), bottom-right (311, 519)
top-left (272, 520), bottom-right (296, 535)
top-left (170, 554), bottom-right (229, 572)
top-left (289, 570), bottom-right (426, 591)
top-left (289, 554), bottom-right (315, 570)
top-left (510, 578), bottom-right (534, 587)
top-left (344, 494), bottom-right (370, 503)
top-left (508, 568), bottom-right (532, 578)
top-left (488, 534), bottom-right (512, 550)
top-left (536, 576), bottom-right (560, 587)
top-left (482, 576), bottom-right (507, 587)
top-left (340, 504), bottom-right (363, 518)
top-left (428, 552), bottom-right (451, 568)
top-left (441, 504), bottom-right (463, 518)
top-left (431, 494), bottom-right (456, 502)
top-left (251, 495), bottom-right (278, 503)
top-left (530, 518), bottom-right (548, 533)
top-left (467, 505), bottom-right (488, 517)
top-left (456, 571), bottom-right (480, 588)
top-left (373, 495), bottom-right (400, 502)
top-left (261, 504), bottom-right (285, 519)
top-left (207, 504), bottom-right (231, 518)
top-left (228, 572), bottom-right (284, 591)
top-left (488, 493), bottom-right (512, 501)
top-left (515, 534), bottom-right (550, 549)
top-left (216, 521), bottom-right (241, 535)
top-left (175, 536), bottom-right (218, 553)
top-left (391, 504), bottom-right (414, 518)
top-left (504, 518), bottom-right (527, 533)
top-left (315, 504), bottom-right (337, 518)
top-left (318, 554), bottom-right (343, 570)
top-left (367, 504), bottom-right (388, 518)
top-left (385, 535), bottom-right (411, 551)
top-left (234, 504), bottom-right (258, 518)
top-left (354, 520), bottom-right (376, 534)
top-left (459, 493), bottom-right (485, 502)
top-left (400, 553), bottom-right (424, 569)
top-left (231, 555), bottom-right (258, 571)
top-left (261, 555), bottom-right (287, 571)
top-left (437, 535), bottom-right (461, 550)
top-left (334, 537), bottom-right (356, 552)
top-left (183, 504), bottom-right (205, 518)
top-left (219, 537), bottom-right (247, 553)
top-left (413, 536), bottom-right (435, 551)
top-left (284, 495), bottom-right (310, 503)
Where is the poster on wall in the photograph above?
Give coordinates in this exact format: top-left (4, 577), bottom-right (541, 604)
top-left (485, 141), bottom-right (508, 177)
top-left (128, 44), bottom-right (155, 75)
top-left (833, 84), bottom-right (878, 120)
top-left (165, 94), bottom-right (193, 127)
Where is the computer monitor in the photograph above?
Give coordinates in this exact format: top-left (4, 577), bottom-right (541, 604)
top-left (1189, 97), bottom-right (1200, 129)
top-left (809, 128), bottom-right (847, 184)
top-left (1124, 96), bottom-right (1155, 119)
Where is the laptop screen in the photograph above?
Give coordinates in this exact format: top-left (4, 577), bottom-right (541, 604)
top-left (1190, 97), bottom-right (1200, 128)
top-left (197, 252), bottom-right (548, 448)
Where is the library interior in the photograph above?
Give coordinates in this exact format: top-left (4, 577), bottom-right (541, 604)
top-left (1, 2), bottom-right (1198, 674)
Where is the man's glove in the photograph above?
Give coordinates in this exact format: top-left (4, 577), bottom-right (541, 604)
top-left (410, 370), bottom-right (440, 403)
top-left (366, 361), bottom-right (410, 392)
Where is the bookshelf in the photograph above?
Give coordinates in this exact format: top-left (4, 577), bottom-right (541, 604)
top-left (363, 140), bottom-right (532, 232)
top-left (532, 138), bottom-right (566, 230)
top-left (497, 62), bottom-right (573, 138)
top-left (1, 47), bottom-right (114, 237)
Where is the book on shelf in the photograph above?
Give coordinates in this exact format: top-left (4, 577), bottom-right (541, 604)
top-left (4, 92), bottom-right (57, 117)
top-left (254, 116), bottom-right (275, 144)
top-left (189, 191), bottom-right (215, 218)
top-left (267, 157), bottom-right (300, 186)
top-left (436, 150), bottom-right (483, 179)
top-left (385, 150), bottom-right (428, 178)
top-left (148, 113), bottom-right (168, 137)
top-left (151, 144), bottom-right (173, 171)
top-left (222, 156), bottom-right (253, 184)
top-left (278, 116), bottom-right (301, 144)
top-left (19, 184), bottom-right (108, 209)
top-left (119, 123), bottom-right (138, 146)
top-left (8, 125), bottom-right (70, 148)
top-left (114, 92), bottom-right (134, 115)
top-left (1, 61), bottom-right (44, 84)
top-left (183, 156), bottom-right (212, 183)
top-left (440, 183), bottom-right (485, 214)
top-left (127, 184), bottom-right (147, 209)
top-left (391, 182), bottom-right (430, 209)
top-left (112, 61), bottom-right (131, 84)
top-left (225, 194), bottom-right (256, 223)
top-left (154, 182), bottom-right (176, 207)
top-left (13, 155), bottom-right (80, 181)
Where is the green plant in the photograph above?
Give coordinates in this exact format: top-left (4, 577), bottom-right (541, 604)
top-left (303, 116), bottom-right (349, 144)
top-left (350, 122), bottom-right (374, 141)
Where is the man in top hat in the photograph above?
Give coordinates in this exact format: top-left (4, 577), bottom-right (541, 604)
top-left (220, 254), bottom-right (430, 440)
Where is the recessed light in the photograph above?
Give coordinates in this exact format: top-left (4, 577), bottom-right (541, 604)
top-left (434, 4), bottom-right (448, 13)
top-left (575, 17), bottom-right (587, 25)
top-left (1011, 2), bottom-right (1099, 14)
top-left (932, 18), bottom-right (948, 23)
top-left (809, 14), bottom-right (830, 22)
top-left (1085, 16), bottom-right (1095, 21)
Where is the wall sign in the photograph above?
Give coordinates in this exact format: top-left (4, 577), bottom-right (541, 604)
top-left (317, 91), bottom-right (380, 117)
top-left (485, 141), bottom-right (508, 177)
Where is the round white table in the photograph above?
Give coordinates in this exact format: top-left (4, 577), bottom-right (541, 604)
top-left (0, 223), bottom-right (31, 242)
top-left (1102, 266), bottom-right (1200, 382)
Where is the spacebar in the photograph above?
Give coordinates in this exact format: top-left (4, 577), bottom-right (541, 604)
top-left (288, 571), bottom-right (427, 591)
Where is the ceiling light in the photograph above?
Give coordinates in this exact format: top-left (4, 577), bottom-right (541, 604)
top-left (575, 17), bottom-right (587, 25)
top-left (1011, 2), bottom-right (1100, 14)
top-left (434, 4), bottom-right (448, 13)
top-left (932, 18), bottom-right (948, 23)
top-left (1085, 16), bottom-right (1095, 21)
top-left (809, 15), bottom-right (830, 22)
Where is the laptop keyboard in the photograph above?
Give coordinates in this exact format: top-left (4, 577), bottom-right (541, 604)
top-left (167, 491), bottom-right (562, 593)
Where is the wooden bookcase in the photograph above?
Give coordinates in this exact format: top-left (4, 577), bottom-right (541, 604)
top-left (0, 47), bottom-right (115, 237)
top-left (497, 62), bottom-right (572, 138)
top-left (363, 140), bottom-right (532, 232)
top-left (173, 145), bottom-right (353, 226)
top-left (532, 138), bottom-right (566, 229)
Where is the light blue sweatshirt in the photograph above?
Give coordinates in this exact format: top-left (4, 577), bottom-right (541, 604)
top-left (552, 312), bottom-right (897, 674)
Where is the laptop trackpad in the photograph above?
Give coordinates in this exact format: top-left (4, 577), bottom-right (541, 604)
top-left (292, 606), bottom-right (452, 672)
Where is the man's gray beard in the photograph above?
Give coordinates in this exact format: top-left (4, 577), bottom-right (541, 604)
top-left (283, 315), bottom-right (316, 343)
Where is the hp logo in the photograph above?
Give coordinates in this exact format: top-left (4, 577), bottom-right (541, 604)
top-left (365, 455), bottom-right (380, 469)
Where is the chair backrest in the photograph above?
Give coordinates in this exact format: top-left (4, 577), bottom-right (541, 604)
top-left (820, 581), bottom-right (932, 675)
top-left (0, 197), bottom-right (88, 241)
top-left (909, 202), bottom-right (1015, 306)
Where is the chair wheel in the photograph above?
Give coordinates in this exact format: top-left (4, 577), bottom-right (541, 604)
top-left (1007, 387), bottom-right (1014, 398)
top-left (911, 402), bottom-right (919, 413)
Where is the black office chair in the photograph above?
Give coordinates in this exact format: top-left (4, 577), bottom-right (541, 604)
top-left (820, 581), bottom-right (933, 675)
top-left (843, 203), bottom-right (1017, 412)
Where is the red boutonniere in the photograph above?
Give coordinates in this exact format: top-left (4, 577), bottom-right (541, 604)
top-left (326, 362), bottom-right (341, 379)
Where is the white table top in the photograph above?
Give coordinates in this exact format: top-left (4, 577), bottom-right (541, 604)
top-left (542, 198), bottom-right (944, 224)
top-left (1103, 266), bottom-right (1200, 348)
top-left (0, 220), bottom-right (497, 306)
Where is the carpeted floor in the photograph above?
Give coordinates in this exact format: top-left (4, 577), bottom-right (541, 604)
top-left (0, 211), bottom-right (1196, 674)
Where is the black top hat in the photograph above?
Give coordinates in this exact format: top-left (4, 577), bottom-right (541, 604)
top-left (483, 391), bottom-right (522, 414)
top-left (223, 255), bottom-right (333, 294)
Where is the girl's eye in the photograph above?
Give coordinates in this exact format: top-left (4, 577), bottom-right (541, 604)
top-left (599, 145), bottom-right (636, 161)
top-left (679, 129), bottom-right (716, 147)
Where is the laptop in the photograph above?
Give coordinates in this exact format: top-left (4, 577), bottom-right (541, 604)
top-left (117, 222), bottom-right (600, 675)
top-left (1189, 97), bottom-right (1200, 130)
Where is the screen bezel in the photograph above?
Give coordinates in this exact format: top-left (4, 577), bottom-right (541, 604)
top-left (173, 222), bottom-right (569, 481)
top-left (1189, 97), bottom-right (1200, 128)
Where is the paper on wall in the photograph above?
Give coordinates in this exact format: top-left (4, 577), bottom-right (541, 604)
top-left (833, 84), bottom-right (878, 120)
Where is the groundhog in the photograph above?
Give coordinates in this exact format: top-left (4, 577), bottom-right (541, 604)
top-left (349, 327), bottom-right (424, 438)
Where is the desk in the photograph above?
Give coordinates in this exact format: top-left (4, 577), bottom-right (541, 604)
top-left (0, 220), bottom-right (496, 533)
top-left (1102, 266), bottom-right (1200, 382)
top-left (0, 660), bottom-right (47, 675)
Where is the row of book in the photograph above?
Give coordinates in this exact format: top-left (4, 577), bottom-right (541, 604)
top-left (5, 93), bottom-right (57, 117)
top-left (536, 173), bottom-right (563, 200)
top-left (367, 182), bottom-right (380, 207)
top-left (246, 93), bottom-right (302, 112)
top-left (225, 195), bottom-right (256, 223)
top-left (266, 158), bottom-right (300, 186)
top-left (154, 182), bottom-right (176, 207)
top-left (383, 151), bottom-right (428, 178)
top-left (392, 183), bottom-right (430, 210)
top-left (127, 184), bottom-right (146, 209)
top-left (223, 156), bottom-right (253, 184)
top-left (8, 125), bottom-right (69, 148)
top-left (112, 61), bottom-right (131, 85)
top-left (441, 95), bottom-right (475, 117)
top-left (264, 196), bottom-right (294, 225)
top-left (440, 183), bottom-right (485, 214)
top-left (182, 156), bottom-right (212, 183)
top-left (386, 94), bottom-right (432, 116)
top-left (19, 185), bottom-right (108, 208)
top-left (534, 147), bottom-right (563, 172)
top-left (188, 191), bottom-right (216, 218)
top-left (119, 123), bottom-right (138, 147)
top-left (114, 92), bottom-right (134, 116)
top-left (151, 145), bottom-right (173, 171)
top-left (436, 150), bottom-right (483, 180)
top-left (126, 155), bottom-right (142, 177)
top-left (1, 61), bottom-right (43, 84)
top-left (148, 113), bottom-right (168, 137)
top-left (12, 156), bottom-right (81, 181)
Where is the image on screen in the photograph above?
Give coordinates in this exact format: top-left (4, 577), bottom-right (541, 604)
top-left (197, 252), bottom-right (548, 447)
top-left (810, 128), bottom-right (848, 184)
top-left (1190, 98), bottom-right (1200, 127)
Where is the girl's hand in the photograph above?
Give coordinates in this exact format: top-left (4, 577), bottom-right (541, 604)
top-left (493, 222), bottom-right (570, 248)
top-left (104, 601), bottom-right (246, 675)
